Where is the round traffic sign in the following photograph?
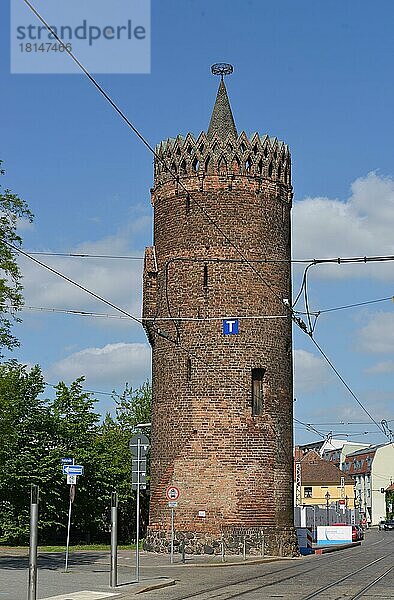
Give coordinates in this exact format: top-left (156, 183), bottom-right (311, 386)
top-left (166, 486), bottom-right (180, 501)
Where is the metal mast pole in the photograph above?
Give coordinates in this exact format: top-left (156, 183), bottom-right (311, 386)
top-left (28, 484), bottom-right (39, 600)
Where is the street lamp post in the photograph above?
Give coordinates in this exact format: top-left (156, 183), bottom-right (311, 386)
top-left (325, 491), bottom-right (331, 525)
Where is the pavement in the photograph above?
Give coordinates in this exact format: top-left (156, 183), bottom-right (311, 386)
top-left (0, 547), bottom-right (292, 599)
top-left (0, 539), bottom-right (363, 600)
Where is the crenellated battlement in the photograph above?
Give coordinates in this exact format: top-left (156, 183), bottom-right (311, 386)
top-left (154, 130), bottom-right (291, 187)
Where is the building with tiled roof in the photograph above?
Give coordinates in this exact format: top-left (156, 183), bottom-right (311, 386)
top-left (294, 450), bottom-right (355, 509)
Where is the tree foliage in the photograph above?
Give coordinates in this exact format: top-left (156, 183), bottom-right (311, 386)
top-left (0, 362), bottom-right (151, 545)
top-left (0, 161), bottom-right (34, 355)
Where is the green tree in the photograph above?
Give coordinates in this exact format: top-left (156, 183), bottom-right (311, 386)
top-left (0, 161), bottom-right (34, 355)
top-left (0, 362), bottom-right (59, 544)
top-left (0, 369), bottom-right (152, 545)
top-left (109, 381), bottom-right (152, 541)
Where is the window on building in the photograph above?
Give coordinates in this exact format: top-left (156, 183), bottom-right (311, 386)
top-left (203, 264), bottom-right (208, 288)
top-left (186, 357), bottom-right (192, 382)
top-left (304, 487), bottom-right (312, 498)
top-left (251, 368), bottom-right (265, 415)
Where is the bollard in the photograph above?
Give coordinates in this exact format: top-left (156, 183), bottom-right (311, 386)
top-left (261, 533), bottom-right (265, 558)
top-left (110, 491), bottom-right (118, 588)
top-left (181, 539), bottom-right (186, 563)
top-left (28, 484), bottom-right (39, 600)
top-left (221, 535), bottom-right (225, 562)
top-left (243, 537), bottom-right (246, 560)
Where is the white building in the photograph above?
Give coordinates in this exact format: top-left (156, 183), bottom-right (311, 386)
top-left (323, 441), bottom-right (371, 469)
top-left (343, 443), bottom-right (394, 525)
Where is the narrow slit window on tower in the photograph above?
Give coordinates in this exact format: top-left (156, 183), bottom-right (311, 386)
top-left (187, 357), bottom-right (192, 382)
top-left (251, 368), bottom-right (265, 416)
top-left (203, 264), bottom-right (208, 288)
top-left (192, 157), bottom-right (199, 172)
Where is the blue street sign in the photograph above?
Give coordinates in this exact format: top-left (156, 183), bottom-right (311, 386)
top-left (61, 458), bottom-right (74, 464)
top-left (63, 465), bottom-right (84, 476)
top-left (223, 319), bottom-right (239, 335)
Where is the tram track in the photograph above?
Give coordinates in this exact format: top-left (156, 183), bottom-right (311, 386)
top-left (350, 564), bottom-right (394, 599)
top-left (300, 552), bottom-right (394, 599)
top-left (169, 538), bottom-right (394, 600)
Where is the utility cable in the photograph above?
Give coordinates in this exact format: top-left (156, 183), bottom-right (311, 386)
top-left (44, 381), bottom-right (114, 397)
top-left (293, 418), bottom-right (326, 439)
top-left (25, 251), bottom-right (144, 260)
top-left (6, 241), bottom-right (144, 327)
top-left (22, 250), bottom-right (394, 264)
top-left (4, 304), bottom-right (289, 322)
top-left (309, 336), bottom-right (387, 438)
top-left (317, 296), bottom-right (393, 314)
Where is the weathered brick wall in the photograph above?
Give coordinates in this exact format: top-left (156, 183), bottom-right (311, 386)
top-left (143, 131), bottom-right (295, 553)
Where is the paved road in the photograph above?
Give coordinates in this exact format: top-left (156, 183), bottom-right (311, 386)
top-left (0, 530), bottom-right (393, 599)
top-left (138, 530), bottom-right (394, 600)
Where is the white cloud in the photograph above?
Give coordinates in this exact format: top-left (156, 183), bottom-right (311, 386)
top-left (366, 361), bottom-right (394, 374)
top-left (358, 312), bottom-right (394, 353)
top-left (17, 217), bottom-right (34, 231)
top-left (294, 348), bottom-right (332, 393)
top-left (293, 172), bottom-right (394, 280)
top-left (19, 228), bottom-right (145, 322)
top-left (46, 342), bottom-right (151, 390)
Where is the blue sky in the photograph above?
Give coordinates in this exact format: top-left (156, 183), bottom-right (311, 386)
top-left (1, 0), bottom-right (393, 446)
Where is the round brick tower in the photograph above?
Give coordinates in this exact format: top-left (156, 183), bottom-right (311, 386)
top-left (143, 69), bottom-right (297, 556)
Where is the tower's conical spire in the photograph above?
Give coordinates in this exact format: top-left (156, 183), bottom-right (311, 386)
top-left (207, 70), bottom-right (237, 140)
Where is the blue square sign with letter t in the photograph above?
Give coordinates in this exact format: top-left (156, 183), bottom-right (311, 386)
top-left (223, 319), bottom-right (239, 335)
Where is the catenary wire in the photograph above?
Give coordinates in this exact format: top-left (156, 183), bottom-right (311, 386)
top-left (317, 296), bottom-right (393, 314)
top-left (19, 1), bottom-right (392, 441)
top-left (4, 305), bottom-right (289, 321)
top-left (309, 336), bottom-right (387, 438)
top-left (23, 250), bottom-right (394, 265)
top-left (25, 251), bottom-right (144, 260)
top-left (44, 381), bottom-right (114, 397)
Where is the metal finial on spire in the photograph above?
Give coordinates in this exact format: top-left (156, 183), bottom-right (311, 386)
top-left (211, 63), bottom-right (234, 80)
top-left (208, 64), bottom-right (237, 139)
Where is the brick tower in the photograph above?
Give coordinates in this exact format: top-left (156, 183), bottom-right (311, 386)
top-left (143, 65), bottom-right (297, 556)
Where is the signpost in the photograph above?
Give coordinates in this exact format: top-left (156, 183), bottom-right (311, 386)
top-left (63, 465), bottom-right (84, 476)
top-left (130, 433), bottom-right (150, 583)
top-left (166, 486), bottom-right (180, 563)
top-left (60, 457), bottom-right (84, 572)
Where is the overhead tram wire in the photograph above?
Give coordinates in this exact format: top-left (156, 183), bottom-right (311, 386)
top-left (316, 295), bottom-right (393, 314)
top-left (309, 336), bottom-right (387, 438)
top-left (25, 251), bottom-right (144, 260)
top-left (23, 250), bottom-right (394, 265)
top-left (5, 241), bottom-right (144, 327)
top-left (44, 381), bottom-right (114, 397)
top-left (293, 418), bottom-right (326, 439)
top-left (21, 1), bottom-right (391, 441)
top-left (5, 305), bottom-right (289, 322)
